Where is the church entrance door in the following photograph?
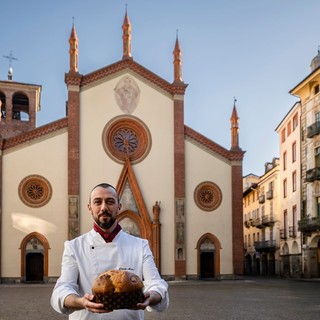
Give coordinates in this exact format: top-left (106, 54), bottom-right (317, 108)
top-left (200, 251), bottom-right (215, 279)
top-left (26, 252), bottom-right (44, 282)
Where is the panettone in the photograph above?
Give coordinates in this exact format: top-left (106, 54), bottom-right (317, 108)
top-left (92, 270), bottom-right (145, 310)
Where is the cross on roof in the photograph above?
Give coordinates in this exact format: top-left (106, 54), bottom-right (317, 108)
top-left (3, 50), bottom-right (18, 67)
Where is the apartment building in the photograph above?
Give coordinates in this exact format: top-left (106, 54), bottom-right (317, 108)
top-left (290, 50), bottom-right (320, 278)
top-left (243, 159), bottom-right (281, 275)
top-left (275, 102), bottom-right (302, 277)
top-left (243, 174), bottom-right (260, 274)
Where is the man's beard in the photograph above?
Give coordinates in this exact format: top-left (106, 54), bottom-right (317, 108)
top-left (94, 212), bottom-right (116, 230)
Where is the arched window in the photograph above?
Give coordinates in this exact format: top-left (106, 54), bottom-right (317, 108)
top-left (0, 91), bottom-right (6, 119)
top-left (12, 92), bottom-right (29, 121)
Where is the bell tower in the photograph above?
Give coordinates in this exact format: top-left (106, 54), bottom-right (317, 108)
top-left (0, 56), bottom-right (41, 139)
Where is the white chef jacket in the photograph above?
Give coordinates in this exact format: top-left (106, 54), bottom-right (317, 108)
top-left (51, 229), bottom-right (169, 320)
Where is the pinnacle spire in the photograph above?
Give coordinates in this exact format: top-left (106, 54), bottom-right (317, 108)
top-left (122, 8), bottom-right (132, 60)
top-left (69, 21), bottom-right (79, 73)
top-left (173, 31), bottom-right (183, 83)
top-left (230, 98), bottom-right (240, 150)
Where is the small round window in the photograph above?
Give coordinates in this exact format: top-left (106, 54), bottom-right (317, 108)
top-left (194, 181), bottom-right (222, 212)
top-left (19, 175), bottom-right (52, 208)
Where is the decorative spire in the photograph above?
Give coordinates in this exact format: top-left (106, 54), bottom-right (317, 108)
top-left (69, 19), bottom-right (79, 73)
top-left (230, 97), bottom-right (240, 150)
top-left (122, 8), bottom-right (132, 60)
top-left (173, 30), bottom-right (183, 83)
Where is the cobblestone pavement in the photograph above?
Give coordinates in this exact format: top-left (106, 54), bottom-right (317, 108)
top-left (0, 278), bottom-right (319, 320)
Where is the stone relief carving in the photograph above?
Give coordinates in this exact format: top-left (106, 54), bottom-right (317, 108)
top-left (114, 76), bottom-right (140, 114)
top-left (69, 196), bottom-right (79, 218)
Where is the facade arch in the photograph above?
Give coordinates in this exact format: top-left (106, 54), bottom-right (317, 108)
top-left (118, 210), bottom-right (143, 238)
top-left (291, 241), bottom-right (300, 254)
top-left (20, 232), bottom-right (50, 282)
top-left (196, 233), bottom-right (221, 279)
top-left (282, 242), bottom-right (289, 254)
top-left (310, 235), bottom-right (320, 248)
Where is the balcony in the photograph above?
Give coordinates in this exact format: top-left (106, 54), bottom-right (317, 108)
top-left (262, 214), bottom-right (276, 226)
top-left (306, 167), bottom-right (320, 182)
top-left (280, 228), bottom-right (287, 239)
top-left (307, 121), bottom-right (320, 138)
top-left (298, 216), bottom-right (320, 232)
top-left (259, 195), bottom-right (265, 204)
top-left (266, 190), bottom-right (273, 200)
top-left (289, 226), bottom-right (297, 238)
top-left (244, 220), bottom-right (251, 228)
top-left (252, 217), bottom-right (263, 228)
top-left (254, 240), bottom-right (276, 251)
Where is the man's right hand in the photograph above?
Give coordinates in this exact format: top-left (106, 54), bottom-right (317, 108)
top-left (64, 293), bottom-right (113, 313)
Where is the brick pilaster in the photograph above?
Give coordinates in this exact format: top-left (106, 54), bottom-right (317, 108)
top-left (174, 95), bottom-right (186, 278)
top-left (231, 162), bottom-right (244, 275)
top-left (65, 72), bottom-right (82, 239)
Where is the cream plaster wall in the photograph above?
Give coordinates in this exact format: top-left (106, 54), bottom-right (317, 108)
top-left (2, 130), bottom-right (68, 277)
top-left (79, 72), bottom-right (175, 275)
top-left (243, 188), bottom-right (260, 254)
top-left (185, 139), bottom-right (233, 275)
top-left (277, 103), bottom-right (301, 254)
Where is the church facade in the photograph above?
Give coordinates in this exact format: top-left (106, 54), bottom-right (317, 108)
top-left (0, 12), bottom-right (244, 283)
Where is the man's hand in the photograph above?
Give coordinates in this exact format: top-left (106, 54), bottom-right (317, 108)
top-left (136, 290), bottom-right (162, 309)
top-left (64, 293), bottom-right (113, 313)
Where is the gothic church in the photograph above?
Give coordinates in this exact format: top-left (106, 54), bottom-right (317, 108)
top-left (0, 11), bottom-right (244, 282)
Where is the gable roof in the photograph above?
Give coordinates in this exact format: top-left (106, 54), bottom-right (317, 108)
top-left (2, 118), bottom-right (68, 151)
top-left (66, 58), bottom-right (188, 95)
top-left (184, 125), bottom-right (244, 161)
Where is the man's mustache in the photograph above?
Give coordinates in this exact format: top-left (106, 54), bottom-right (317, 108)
top-left (99, 210), bottom-right (112, 217)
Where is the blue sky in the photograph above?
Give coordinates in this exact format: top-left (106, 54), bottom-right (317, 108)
top-left (1, 0), bottom-right (320, 176)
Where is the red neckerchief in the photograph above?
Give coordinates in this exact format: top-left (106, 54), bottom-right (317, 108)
top-left (93, 223), bottom-right (122, 243)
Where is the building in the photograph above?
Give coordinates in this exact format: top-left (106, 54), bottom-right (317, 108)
top-left (243, 159), bottom-right (280, 276)
top-left (243, 173), bottom-right (259, 274)
top-left (275, 102), bottom-right (302, 277)
top-left (0, 12), bottom-right (245, 283)
top-left (290, 50), bottom-right (320, 278)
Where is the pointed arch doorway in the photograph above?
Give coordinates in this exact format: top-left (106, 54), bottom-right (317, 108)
top-left (20, 232), bottom-right (49, 283)
top-left (197, 233), bottom-right (221, 279)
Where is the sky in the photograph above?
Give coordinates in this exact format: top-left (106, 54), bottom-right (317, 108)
top-left (1, 0), bottom-right (320, 177)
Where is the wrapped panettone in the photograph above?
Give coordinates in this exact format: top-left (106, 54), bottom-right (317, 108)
top-left (92, 270), bottom-right (145, 310)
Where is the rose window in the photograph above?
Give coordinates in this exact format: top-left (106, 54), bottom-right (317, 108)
top-left (19, 175), bottom-right (52, 208)
top-left (113, 128), bottom-right (138, 155)
top-left (194, 181), bottom-right (222, 211)
top-left (103, 116), bottom-right (151, 164)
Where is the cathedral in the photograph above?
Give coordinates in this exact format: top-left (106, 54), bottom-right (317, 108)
top-left (0, 11), bottom-right (244, 283)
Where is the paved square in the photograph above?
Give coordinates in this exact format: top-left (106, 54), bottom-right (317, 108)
top-left (0, 278), bottom-right (319, 319)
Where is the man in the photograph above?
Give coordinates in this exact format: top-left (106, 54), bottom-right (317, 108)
top-left (51, 183), bottom-right (169, 319)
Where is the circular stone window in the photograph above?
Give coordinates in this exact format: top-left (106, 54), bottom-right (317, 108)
top-left (103, 116), bottom-right (151, 164)
top-left (19, 175), bottom-right (52, 208)
top-left (194, 181), bottom-right (222, 212)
